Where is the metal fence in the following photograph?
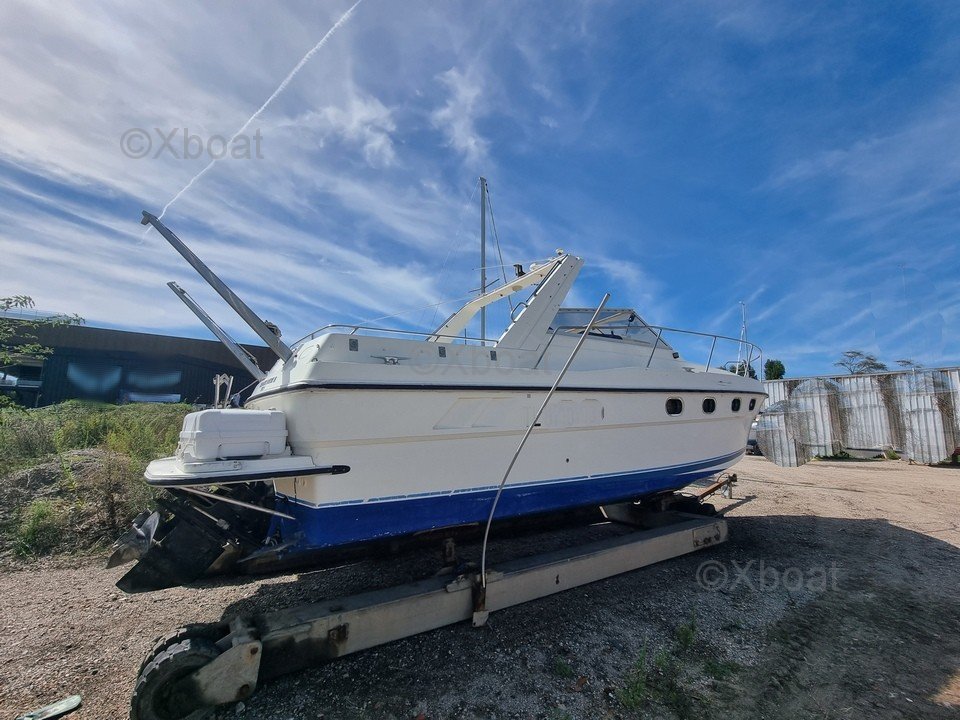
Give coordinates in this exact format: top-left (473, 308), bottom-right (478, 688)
top-left (763, 368), bottom-right (960, 464)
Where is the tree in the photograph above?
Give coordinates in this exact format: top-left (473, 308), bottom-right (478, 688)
top-left (764, 359), bottom-right (786, 380)
top-left (834, 350), bottom-right (888, 375)
top-left (895, 359), bottom-right (923, 370)
top-left (723, 360), bottom-right (757, 379)
top-left (1, 295), bottom-right (82, 378)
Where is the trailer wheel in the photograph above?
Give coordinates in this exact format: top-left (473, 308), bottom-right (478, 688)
top-left (138, 623), bottom-right (227, 677)
top-left (131, 638), bottom-right (219, 720)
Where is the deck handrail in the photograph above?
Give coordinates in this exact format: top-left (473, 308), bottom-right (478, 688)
top-left (548, 323), bottom-right (762, 377)
top-left (292, 323), bottom-right (762, 377)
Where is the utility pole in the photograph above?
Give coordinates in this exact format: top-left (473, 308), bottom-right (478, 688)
top-left (480, 176), bottom-right (487, 345)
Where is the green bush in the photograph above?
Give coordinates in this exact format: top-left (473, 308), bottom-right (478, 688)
top-left (89, 452), bottom-right (159, 537)
top-left (1, 401), bottom-right (193, 556)
top-left (15, 499), bottom-right (67, 556)
top-left (105, 404), bottom-right (187, 465)
top-left (0, 408), bottom-right (58, 468)
top-left (54, 410), bottom-right (113, 451)
top-left (0, 401), bottom-right (190, 472)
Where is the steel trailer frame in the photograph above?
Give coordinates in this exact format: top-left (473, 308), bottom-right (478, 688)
top-left (130, 508), bottom-right (727, 719)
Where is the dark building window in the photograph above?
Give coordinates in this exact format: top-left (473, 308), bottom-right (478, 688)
top-left (67, 362), bottom-right (122, 401)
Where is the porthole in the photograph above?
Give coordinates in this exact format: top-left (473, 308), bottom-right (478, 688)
top-left (702, 398), bottom-right (716, 413)
top-left (748, 398), bottom-right (756, 411)
top-left (665, 398), bottom-right (683, 415)
top-left (731, 398), bottom-right (741, 412)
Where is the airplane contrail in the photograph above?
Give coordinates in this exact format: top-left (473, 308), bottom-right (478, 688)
top-left (154, 0), bottom-right (365, 222)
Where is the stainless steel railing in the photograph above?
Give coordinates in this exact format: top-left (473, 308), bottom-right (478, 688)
top-left (548, 324), bottom-right (762, 377)
top-left (293, 323), bottom-right (763, 378)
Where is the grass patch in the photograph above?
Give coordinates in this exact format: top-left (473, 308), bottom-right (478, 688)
top-left (617, 644), bottom-right (649, 710)
top-left (619, 644), bottom-right (696, 717)
top-left (0, 408), bottom-right (58, 470)
top-left (551, 657), bottom-right (575, 679)
top-left (0, 400), bottom-right (191, 472)
top-left (0, 401), bottom-right (193, 558)
top-left (619, 624), bottom-right (715, 718)
top-left (704, 658), bottom-right (741, 680)
top-left (675, 613), bottom-right (697, 653)
top-left (15, 499), bottom-right (68, 556)
top-left (650, 649), bottom-right (692, 716)
top-left (814, 450), bottom-right (852, 461)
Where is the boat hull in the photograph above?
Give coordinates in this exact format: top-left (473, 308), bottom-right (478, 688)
top-left (269, 449), bottom-right (742, 548)
top-left (248, 386), bottom-right (761, 551)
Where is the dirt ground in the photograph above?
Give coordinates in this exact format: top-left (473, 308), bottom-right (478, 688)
top-left (1, 456), bottom-right (958, 720)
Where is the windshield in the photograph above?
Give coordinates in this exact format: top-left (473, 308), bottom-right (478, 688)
top-left (549, 308), bottom-right (670, 348)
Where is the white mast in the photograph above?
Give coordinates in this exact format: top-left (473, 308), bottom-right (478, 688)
top-left (480, 176), bottom-right (488, 345)
top-left (736, 301), bottom-right (747, 368)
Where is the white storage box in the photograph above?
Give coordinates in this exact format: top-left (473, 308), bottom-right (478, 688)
top-left (177, 409), bottom-right (288, 462)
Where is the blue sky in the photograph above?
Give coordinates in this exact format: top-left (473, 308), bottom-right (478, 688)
top-left (1, 1), bottom-right (958, 377)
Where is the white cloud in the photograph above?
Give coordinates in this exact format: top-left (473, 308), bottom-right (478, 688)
top-left (292, 92), bottom-right (397, 168)
top-left (431, 67), bottom-right (489, 166)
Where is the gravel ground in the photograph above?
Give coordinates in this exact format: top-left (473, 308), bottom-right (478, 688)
top-left (1, 456), bottom-right (959, 720)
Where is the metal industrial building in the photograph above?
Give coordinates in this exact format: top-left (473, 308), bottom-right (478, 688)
top-left (1, 321), bottom-right (274, 408)
top-left (763, 367), bottom-right (960, 464)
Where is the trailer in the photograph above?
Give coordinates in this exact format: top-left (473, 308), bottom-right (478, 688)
top-left (130, 501), bottom-right (728, 720)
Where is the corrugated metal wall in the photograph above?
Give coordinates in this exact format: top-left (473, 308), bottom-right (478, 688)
top-left (763, 367), bottom-right (960, 463)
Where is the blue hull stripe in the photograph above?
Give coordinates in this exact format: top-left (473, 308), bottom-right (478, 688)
top-left (270, 449), bottom-right (742, 550)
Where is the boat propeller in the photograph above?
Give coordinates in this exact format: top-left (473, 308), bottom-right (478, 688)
top-left (106, 510), bottom-right (160, 569)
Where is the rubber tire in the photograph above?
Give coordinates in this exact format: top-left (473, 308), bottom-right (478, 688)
top-left (130, 638), bottom-right (220, 720)
top-left (138, 624), bottom-right (227, 677)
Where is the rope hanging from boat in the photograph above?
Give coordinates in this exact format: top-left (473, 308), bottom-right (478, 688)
top-left (479, 292), bottom-right (611, 590)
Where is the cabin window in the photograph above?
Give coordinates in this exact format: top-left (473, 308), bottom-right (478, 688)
top-left (665, 398), bottom-right (683, 415)
top-left (749, 398), bottom-right (756, 411)
top-left (438, 346), bottom-right (446, 358)
top-left (702, 398), bottom-right (716, 413)
top-left (490, 350), bottom-right (497, 361)
top-left (731, 398), bottom-right (741, 411)
top-left (348, 338), bottom-right (359, 352)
